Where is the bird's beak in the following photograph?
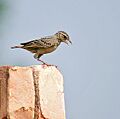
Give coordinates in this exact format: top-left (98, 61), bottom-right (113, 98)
top-left (64, 40), bottom-right (72, 45)
top-left (63, 40), bottom-right (69, 45)
top-left (68, 39), bottom-right (72, 44)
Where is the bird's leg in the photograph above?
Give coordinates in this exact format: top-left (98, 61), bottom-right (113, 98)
top-left (37, 58), bottom-right (47, 65)
top-left (37, 58), bottom-right (57, 68)
top-left (37, 58), bottom-right (50, 66)
top-left (34, 54), bottom-right (57, 67)
top-left (34, 54), bottom-right (47, 64)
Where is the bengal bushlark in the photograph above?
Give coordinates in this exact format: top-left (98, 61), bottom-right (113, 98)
top-left (11, 31), bottom-right (72, 65)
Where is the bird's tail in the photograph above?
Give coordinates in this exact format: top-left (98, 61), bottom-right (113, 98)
top-left (11, 45), bottom-right (22, 49)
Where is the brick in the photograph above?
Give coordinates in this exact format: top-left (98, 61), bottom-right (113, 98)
top-left (0, 65), bottom-right (65, 119)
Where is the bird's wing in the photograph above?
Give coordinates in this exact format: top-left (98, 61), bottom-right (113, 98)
top-left (21, 37), bottom-right (57, 49)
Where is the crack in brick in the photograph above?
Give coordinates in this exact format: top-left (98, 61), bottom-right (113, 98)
top-left (32, 67), bottom-right (47, 119)
top-left (0, 66), bottom-right (10, 119)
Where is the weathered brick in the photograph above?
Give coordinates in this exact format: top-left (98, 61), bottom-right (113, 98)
top-left (0, 65), bottom-right (65, 119)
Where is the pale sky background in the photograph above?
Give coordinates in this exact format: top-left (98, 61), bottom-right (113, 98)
top-left (1, 0), bottom-right (120, 119)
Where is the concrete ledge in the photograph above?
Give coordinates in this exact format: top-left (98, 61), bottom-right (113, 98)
top-left (0, 65), bottom-right (65, 119)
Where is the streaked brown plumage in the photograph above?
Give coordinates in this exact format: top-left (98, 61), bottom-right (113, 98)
top-left (11, 31), bottom-right (72, 65)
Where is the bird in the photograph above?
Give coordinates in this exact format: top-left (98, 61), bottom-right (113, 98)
top-left (11, 31), bottom-right (72, 65)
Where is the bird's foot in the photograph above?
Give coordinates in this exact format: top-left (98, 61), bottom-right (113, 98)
top-left (37, 59), bottom-right (57, 68)
top-left (42, 63), bottom-right (58, 68)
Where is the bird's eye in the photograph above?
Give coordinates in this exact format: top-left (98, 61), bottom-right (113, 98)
top-left (63, 35), bottom-right (67, 39)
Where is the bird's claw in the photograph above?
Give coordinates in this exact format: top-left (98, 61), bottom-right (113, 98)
top-left (42, 63), bottom-right (58, 68)
top-left (37, 59), bottom-right (57, 68)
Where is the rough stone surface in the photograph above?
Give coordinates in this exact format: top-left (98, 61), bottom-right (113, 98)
top-left (8, 66), bottom-right (35, 118)
top-left (0, 65), bottom-right (66, 119)
top-left (33, 65), bottom-right (65, 119)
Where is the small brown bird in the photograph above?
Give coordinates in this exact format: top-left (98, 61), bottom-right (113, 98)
top-left (11, 31), bottom-right (72, 65)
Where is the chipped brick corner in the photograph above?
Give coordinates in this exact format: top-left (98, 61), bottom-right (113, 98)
top-left (0, 65), bottom-right (66, 119)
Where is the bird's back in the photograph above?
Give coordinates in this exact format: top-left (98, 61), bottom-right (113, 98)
top-left (20, 36), bottom-right (60, 54)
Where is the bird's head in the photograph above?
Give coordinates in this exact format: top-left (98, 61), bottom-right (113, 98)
top-left (55, 31), bottom-right (72, 45)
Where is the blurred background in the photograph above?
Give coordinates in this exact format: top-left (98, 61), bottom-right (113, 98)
top-left (0, 0), bottom-right (120, 119)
